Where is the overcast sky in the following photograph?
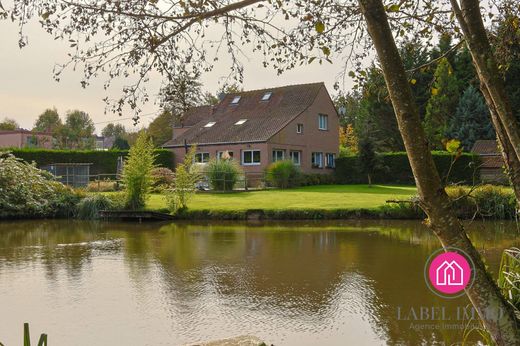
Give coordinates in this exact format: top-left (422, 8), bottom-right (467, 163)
top-left (0, 17), bottom-right (355, 135)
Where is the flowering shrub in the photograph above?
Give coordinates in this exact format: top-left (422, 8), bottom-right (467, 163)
top-left (0, 152), bottom-right (80, 218)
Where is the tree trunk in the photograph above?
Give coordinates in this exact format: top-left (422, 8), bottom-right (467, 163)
top-left (451, 0), bottom-right (520, 171)
top-left (368, 173), bottom-right (372, 187)
top-left (358, 0), bottom-right (520, 344)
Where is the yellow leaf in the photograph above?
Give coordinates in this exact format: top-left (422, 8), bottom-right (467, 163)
top-left (445, 139), bottom-right (461, 153)
top-left (431, 87), bottom-right (438, 96)
top-left (410, 79), bottom-right (417, 85)
top-left (315, 21), bottom-right (325, 34)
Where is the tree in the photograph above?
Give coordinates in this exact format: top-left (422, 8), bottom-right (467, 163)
top-left (423, 58), bottom-right (459, 149)
top-left (56, 110), bottom-right (95, 149)
top-left (166, 146), bottom-right (200, 213)
top-left (0, 118), bottom-right (18, 131)
top-left (160, 71), bottom-right (204, 125)
top-left (446, 85), bottom-right (495, 150)
top-left (112, 137), bottom-right (130, 150)
top-left (33, 108), bottom-right (61, 133)
top-left (121, 131), bottom-right (156, 210)
top-left (360, 0), bottom-right (520, 343)
top-left (357, 138), bottom-right (378, 186)
top-left (101, 123), bottom-right (126, 138)
top-left (148, 111), bottom-right (173, 147)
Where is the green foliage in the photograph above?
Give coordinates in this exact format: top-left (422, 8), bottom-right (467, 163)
top-left (206, 158), bottom-right (243, 191)
top-left (498, 248), bottom-right (520, 310)
top-left (357, 138), bottom-right (380, 185)
top-left (0, 117), bottom-right (18, 131)
top-left (424, 58), bottom-right (460, 148)
top-left (33, 108), bottom-right (61, 133)
top-left (300, 173), bottom-right (336, 186)
top-left (10, 148), bottom-right (173, 175)
top-left (0, 151), bottom-right (80, 219)
top-left (336, 152), bottom-right (480, 185)
top-left (150, 167), bottom-right (175, 192)
top-left (121, 132), bottom-right (157, 210)
top-left (148, 110), bottom-right (174, 146)
top-left (101, 123), bottom-right (126, 138)
top-left (23, 323), bottom-right (47, 346)
top-left (76, 194), bottom-right (114, 219)
top-left (446, 85), bottom-right (495, 150)
top-left (266, 160), bottom-right (301, 189)
top-left (55, 110), bottom-right (96, 149)
top-left (86, 179), bottom-right (119, 192)
top-left (166, 146), bottom-right (200, 212)
top-left (112, 136), bottom-right (130, 150)
top-left (446, 185), bottom-right (517, 220)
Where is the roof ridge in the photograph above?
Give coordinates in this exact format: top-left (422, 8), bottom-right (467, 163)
top-left (229, 81), bottom-right (325, 96)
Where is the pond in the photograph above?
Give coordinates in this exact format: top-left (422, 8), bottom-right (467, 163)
top-left (0, 220), bottom-right (518, 345)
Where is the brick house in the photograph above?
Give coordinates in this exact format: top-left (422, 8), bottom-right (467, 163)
top-left (471, 139), bottom-right (508, 183)
top-left (0, 129), bottom-right (53, 149)
top-left (162, 82), bottom-right (339, 175)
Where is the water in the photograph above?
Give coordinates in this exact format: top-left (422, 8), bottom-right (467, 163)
top-left (0, 220), bottom-right (518, 345)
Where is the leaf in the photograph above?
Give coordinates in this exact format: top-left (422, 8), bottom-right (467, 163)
top-left (445, 139), bottom-right (461, 153)
top-left (308, 57), bottom-right (316, 64)
top-left (387, 4), bottom-right (400, 12)
top-left (321, 46), bottom-right (330, 56)
top-left (315, 21), bottom-right (325, 34)
top-left (410, 79), bottom-right (417, 85)
top-left (41, 12), bottom-right (50, 20)
top-left (348, 71), bottom-right (356, 78)
top-left (431, 87), bottom-right (439, 96)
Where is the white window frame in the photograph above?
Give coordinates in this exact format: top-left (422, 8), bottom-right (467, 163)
top-left (290, 151), bottom-right (301, 166)
top-left (242, 150), bottom-right (261, 166)
top-left (194, 152), bottom-right (210, 163)
top-left (272, 149), bottom-right (285, 162)
top-left (311, 152), bottom-right (323, 168)
top-left (297, 123), bottom-right (303, 134)
top-left (217, 151), bottom-right (234, 160)
top-left (318, 114), bottom-right (328, 130)
top-left (325, 153), bottom-right (336, 168)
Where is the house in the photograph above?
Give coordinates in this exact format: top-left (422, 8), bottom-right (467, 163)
top-left (0, 129), bottom-right (53, 149)
top-left (162, 82), bottom-right (339, 176)
top-left (94, 135), bottom-right (115, 150)
top-left (471, 140), bottom-right (508, 184)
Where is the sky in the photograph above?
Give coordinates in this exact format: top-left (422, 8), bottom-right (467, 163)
top-left (0, 19), bottom-right (353, 135)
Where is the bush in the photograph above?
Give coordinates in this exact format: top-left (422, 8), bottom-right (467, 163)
top-left (87, 179), bottom-right (119, 192)
top-left (446, 185), bottom-right (516, 219)
top-left (121, 132), bottom-right (157, 210)
top-left (0, 151), bottom-right (81, 218)
top-left (150, 167), bottom-right (175, 193)
top-left (76, 194), bottom-right (114, 219)
top-left (335, 151), bottom-right (480, 185)
top-left (10, 148), bottom-right (174, 175)
top-left (205, 159), bottom-right (243, 191)
top-left (166, 147), bottom-right (200, 213)
top-left (265, 160), bottom-right (301, 188)
top-left (300, 173), bottom-right (337, 186)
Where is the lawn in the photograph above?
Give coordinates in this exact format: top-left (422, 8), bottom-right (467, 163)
top-left (144, 184), bottom-right (417, 211)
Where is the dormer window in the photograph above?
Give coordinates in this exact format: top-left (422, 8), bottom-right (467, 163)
top-left (261, 92), bottom-right (272, 101)
top-left (231, 96), bottom-right (241, 104)
top-left (204, 121), bottom-right (216, 128)
top-left (235, 119), bottom-right (247, 125)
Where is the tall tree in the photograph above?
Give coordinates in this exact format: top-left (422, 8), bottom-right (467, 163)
top-left (148, 111), bottom-right (173, 147)
top-left (360, 0), bottom-right (520, 343)
top-left (101, 123), bottom-right (126, 138)
top-left (0, 118), bottom-right (18, 131)
top-left (423, 58), bottom-right (459, 149)
top-left (57, 110), bottom-right (95, 149)
top-left (33, 108), bottom-right (62, 133)
top-left (446, 85), bottom-right (494, 150)
top-left (160, 71), bottom-right (204, 125)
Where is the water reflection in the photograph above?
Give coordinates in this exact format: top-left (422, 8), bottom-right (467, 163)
top-left (0, 220), bottom-right (518, 345)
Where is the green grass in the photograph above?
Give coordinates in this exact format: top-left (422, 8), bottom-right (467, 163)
top-left (143, 185), bottom-right (417, 211)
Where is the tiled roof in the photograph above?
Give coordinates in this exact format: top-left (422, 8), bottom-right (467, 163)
top-left (471, 140), bottom-right (498, 155)
top-left (163, 82), bottom-right (325, 147)
top-left (480, 156), bottom-right (504, 169)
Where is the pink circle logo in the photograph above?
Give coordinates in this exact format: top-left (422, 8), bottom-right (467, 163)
top-left (425, 249), bottom-right (473, 297)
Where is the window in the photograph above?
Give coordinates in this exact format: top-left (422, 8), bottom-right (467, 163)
top-left (235, 119), bottom-right (247, 125)
top-left (261, 92), bottom-right (272, 101)
top-left (194, 152), bottom-right (210, 163)
top-left (242, 150), bottom-right (261, 165)
top-left (318, 114), bottom-right (328, 130)
top-left (325, 153), bottom-right (336, 168)
top-left (204, 121), bottom-right (216, 128)
top-left (311, 152), bottom-right (323, 168)
top-left (231, 96), bottom-right (241, 104)
top-left (297, 123), bottom-right (303, 134)
top-left (290, 151), bottom-right (301, 165)
top-left (217, 151), bottom-right (234, 160)
top-left (272, 149), bottom-right (285, 162)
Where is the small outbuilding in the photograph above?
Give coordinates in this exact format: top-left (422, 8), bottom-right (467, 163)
top-left (471, 140), bottom-right (508, 184)
top-left (42, 163), bottom-right (93, 188)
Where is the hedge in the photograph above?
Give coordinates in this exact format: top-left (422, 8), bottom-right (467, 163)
top-left (9, 148), bottom-right (174, 175)
top-left (335, 151), bottom-right (480, 185)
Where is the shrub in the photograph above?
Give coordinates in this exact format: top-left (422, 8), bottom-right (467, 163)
top-left (205, 159), bottom-right (243, 191)
top-left (445, 185), bottom-right (515, 219)
top-left (300, 173), bottom-right (337, 186)
top-left (166, 146), bottom-right (200, 213)
top-left (87, 179), bottom-right (119, 192)
top-left (0, 151), bottom-right (81, 218)
top-left (121, 132), bottom-right (157, 210)
top-left (150, 167), bottom-right (175, 193)
top-left (265, 160), bottom-right (301, 188)
top-left (76, 194), bottom-right (114, 219)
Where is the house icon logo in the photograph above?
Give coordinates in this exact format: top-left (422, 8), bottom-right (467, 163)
top-left (425, 248), bottom-right (474, 298)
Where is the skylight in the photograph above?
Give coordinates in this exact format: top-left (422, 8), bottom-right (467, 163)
top-left (231, 96), bottom-right (241, 104)
top-left (261, 92), bottom-right (272, 101)
top-left (235, 119), bottom-right (247, 125)
top-left (204, 122), bottom-right (216, 128)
